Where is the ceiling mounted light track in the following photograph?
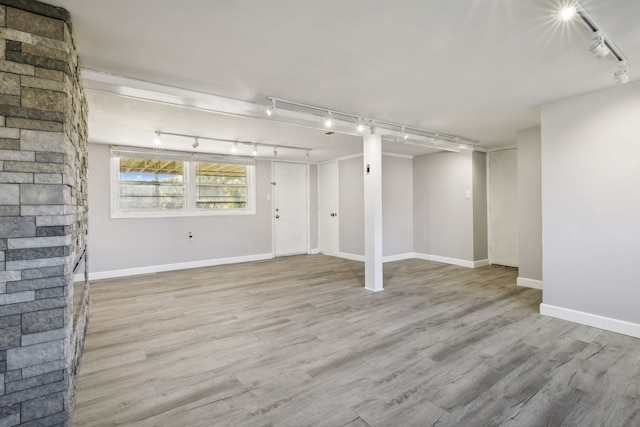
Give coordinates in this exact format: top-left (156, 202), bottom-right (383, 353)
top-left (557, 1), bottom-right (630, 84)
top-left (152, 131), bottom-right (311, 157)
top-left (265, 97), bottom-right (482, 151)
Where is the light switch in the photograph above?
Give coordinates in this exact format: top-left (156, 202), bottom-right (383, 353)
top-left (464, 190), bottom-right (471, 199)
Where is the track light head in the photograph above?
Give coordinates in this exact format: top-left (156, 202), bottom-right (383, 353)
top-left (356, 118), bottom-right (365, 133)
top-left (305, 150), bottom-right (310, 160)
top-left (266, 98), bottom-right (277, 117)
top-left (192, 137), bottom-right (199, 149)
top-left (589, 32), bottom-right (610, 59)
top-left (559, 3), bottom-right (577, 21)
top-left (252, 145), bottom-right (258, 156)
top-left (324, 111), bottom-right (333, 128)
top-left (401, 126), bottom-right (409, 140)
top-left (153, 132), bottom-right (162, 145)
top-left (614, 61), bottom-right (629, 85)
top-left (273, 147), bottom-right (278, 158)
top-left (231, 141), bottom-right (239, 154)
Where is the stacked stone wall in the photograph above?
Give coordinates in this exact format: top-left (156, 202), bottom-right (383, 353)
top-left (0, 0), bottom-right (88, 425)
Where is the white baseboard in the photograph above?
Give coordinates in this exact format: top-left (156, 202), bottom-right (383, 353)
top-left (383, 253), bottom-right (415, 263)
top-left (336, 252), bottom-right (415, 263)
top-left (336, 252), bottom-right (487, 268)
top-left (337, 252), bottom-right (365, 262)
top-left (517, 277), bottom-right (543, 290)
top-left (85, 253), bottom-right (273, 281)
top-left (413, 252), bottom-right (482, 269)
top-left (540, 303), bottom-right (640, 339)
top-left (310, 248), bottom-right (320, 255)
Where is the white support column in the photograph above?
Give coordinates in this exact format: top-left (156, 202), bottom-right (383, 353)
top-left (363, 132), bottom-right (383, 292)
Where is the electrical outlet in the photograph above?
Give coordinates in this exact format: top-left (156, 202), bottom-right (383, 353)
top-left (187, 232), bottom-right (194, 241)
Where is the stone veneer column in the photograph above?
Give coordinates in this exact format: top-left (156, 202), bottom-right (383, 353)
top-left (0, 0), bottom-right (89, 425)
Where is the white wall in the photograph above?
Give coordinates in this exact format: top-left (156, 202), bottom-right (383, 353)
top-left (517, 128), bottom-right (542, 286)
top-left (541, 81), bottom-right (640, 335)
top-left (309, 163), bottom-right (319, 251)
top-left (472, 151), bottom-right (488, 261)
top-left (337, 154), bottom-right (414, 259)
top-left (88, 144), bottom-right (274, 276)
top-left (488, 148), bottom-right (518, 267)
top-left (413, 151), bottom-right (476, 263)
top-left (382, 156), bottom-right (413, 257)
top-left (338, 156), bottom-right (364, 256)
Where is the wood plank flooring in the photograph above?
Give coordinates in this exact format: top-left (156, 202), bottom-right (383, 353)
top-left (72, 255), bottom-right (640, 426)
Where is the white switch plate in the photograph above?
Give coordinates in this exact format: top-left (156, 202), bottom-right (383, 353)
top-left (464, 190), bottom-right (471, 199)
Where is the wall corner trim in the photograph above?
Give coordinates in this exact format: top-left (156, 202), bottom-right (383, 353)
top-left (517, 277), bottom-right (543, 289)
top-left (84, 253), bottom-right (273, 281)
top-left (540, 303), bottom-right (640, 339)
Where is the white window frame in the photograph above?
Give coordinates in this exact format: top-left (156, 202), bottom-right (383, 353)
top-left (110, 146), bottom-right (256, 218)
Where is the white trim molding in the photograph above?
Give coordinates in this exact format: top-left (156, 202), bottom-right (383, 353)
top-left (517, 277), bottom-right (543, 289)
top-left (80, 253), bottom-right (273, 281)
top-left (540, 303), bottom-right (640, 339)
top-left (382, 253), bottom-right (415, 263)
top-left (310, 248), bottom-right (320, 255)
top-left (337, 252), bottom-right (365, 262)
top-left (414, 253), bottom-right (488, 269)
top-left (335, 252), bottom-right (489, 268)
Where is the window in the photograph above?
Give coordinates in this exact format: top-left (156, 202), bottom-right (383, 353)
top-left (195, 162), bottom-right (248, 210)
top-left (111, 147), bottom-right (255, 217)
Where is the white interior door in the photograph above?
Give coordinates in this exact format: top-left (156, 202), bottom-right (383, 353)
top-left (319, 162), bottom-right (338, 256)
top-left (273, 162), bottom-right (308, 257)
top-left (489, 148), bottom-right (518, 267)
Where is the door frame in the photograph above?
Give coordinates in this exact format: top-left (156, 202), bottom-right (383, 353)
top-left (271, 161), bottom-right (311, 257)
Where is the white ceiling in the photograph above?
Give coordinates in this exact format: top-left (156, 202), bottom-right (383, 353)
top-left (47, 0), bottom-right (640, 161)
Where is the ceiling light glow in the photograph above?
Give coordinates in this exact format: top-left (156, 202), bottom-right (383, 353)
top-left (559, 5), bottom-right (576, 21)
top-left (231, 142), bottom-right (239, 154)
top-left (153, 132), bottom-right (161, 145)
top-left (266, 99), bottom-right (276, 116)
top-left (252, 145), bottom-right (258, 156)
top-left (324, 111), bottom-right (333, 128)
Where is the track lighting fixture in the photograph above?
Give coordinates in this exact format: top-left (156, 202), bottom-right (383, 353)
top-left (266, 98), bottom-right (277, 117)
top-left (614, 61), bottom-right (629, 85)
top-left (305, 150), bottom-right (310, 159)
top-left (557, 1), bottom-right (630, 85)
top-left (589, 32), bottom-right (610, 59)
top-left (559, 4), bottom-right (576, 21)
top-left (324, 111), bottom-right (333, 128)
top-left (153, 131), bottom-right (162, 145)
top-left (264, 98), bottom-right (481, 149)
top-left (152, 131), bottom-right (310, 158)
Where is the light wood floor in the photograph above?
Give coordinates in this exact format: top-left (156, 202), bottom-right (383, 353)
top-left (72, 255), bottom-right (640, 427)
